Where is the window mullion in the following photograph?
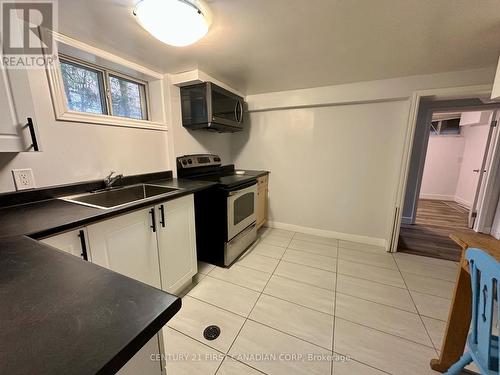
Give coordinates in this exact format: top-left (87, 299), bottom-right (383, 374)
top-left (103, 71), bottom-right (113, 116)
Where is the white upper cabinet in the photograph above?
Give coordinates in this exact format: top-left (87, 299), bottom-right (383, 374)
top-left (86, 207), bottom-right (161, 289)
top-left (0, 12), bottom-right (37, 152)
top-left (156, 194), bottom-right (197, 294)
top-left (0, 61), bottom-right (38, 152)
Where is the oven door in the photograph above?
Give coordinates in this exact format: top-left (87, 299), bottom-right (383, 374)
top-left (227, 183), bottom-right (257, 240)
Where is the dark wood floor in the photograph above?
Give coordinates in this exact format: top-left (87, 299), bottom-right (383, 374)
top-left (398, 199), bottom-right (474, 262)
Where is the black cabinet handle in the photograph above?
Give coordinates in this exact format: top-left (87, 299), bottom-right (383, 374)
top-left (159, 205), bottom-right (166, 227)
top-left (78, 230), bottom-right (88, 261)
top-left (150, 208), bottom-right (156, 232)
top-left (26, 117), bottom-right (39, 151)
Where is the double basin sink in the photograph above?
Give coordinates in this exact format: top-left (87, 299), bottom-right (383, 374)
top-left (61, 184), bottom-right (181, 210)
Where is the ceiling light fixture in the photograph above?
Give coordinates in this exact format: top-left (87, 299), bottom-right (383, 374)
top-left (134, 0), bottom-right (211, 47)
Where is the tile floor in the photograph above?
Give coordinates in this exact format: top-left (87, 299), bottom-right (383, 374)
top-left (165, 228), bottom-right (472, 375)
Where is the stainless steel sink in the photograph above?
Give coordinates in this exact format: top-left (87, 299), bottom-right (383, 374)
top-left (61, 184), bottom-right (180, 209)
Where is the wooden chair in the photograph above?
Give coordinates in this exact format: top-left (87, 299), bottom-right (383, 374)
top-left (445, 248), bottom-right (499, 375)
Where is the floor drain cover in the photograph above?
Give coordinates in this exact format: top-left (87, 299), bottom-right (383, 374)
top-left (203, 325), bottom-right (221, 341)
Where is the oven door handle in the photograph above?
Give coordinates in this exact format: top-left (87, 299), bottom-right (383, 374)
top-left (228, 183), bottom-right (257, 196)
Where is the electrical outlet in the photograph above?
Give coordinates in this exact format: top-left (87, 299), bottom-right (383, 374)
top-left (12, 169), bottom-right (36, 190)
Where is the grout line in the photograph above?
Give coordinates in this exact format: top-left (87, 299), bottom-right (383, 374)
top-left (196, 257), bottom-right (446, 322)
top-left (391, 252), bottom-right (441, 357)
top-left (223, 240), bottom-right (283, 370)
top-left (185, 294), bottom-right (249, 319)
top-left (404, 287), bottom-right (453, 301)
top-left (166, 326), bottom-right (227, 375)
top-left (334, 290), bottom-right (420, 316)
top-left (332, 350), bottom-right (393, 375)
top-left (278, 256), bottom-right (336, 273)
top-left (286, 247), bottom-right (339, 259)
top-left (271, 272), bottom-right (336, 292)
top-left (397, 268), bottom-right (457, 283)
top-left (245, 316), bottom-right (333, 352)
top-left (184, 232), bottom-right (444, 374)
top-left (221, 355), bottom-right (269, 375)
top-left (167, 326), bottom-right (226, 356)
top-left (260, 291), bottom-right (335, 316)
top-left (336, 271), bottom-right (407, 290)
top-left (336, 258), bottom-right (399, 272)
top-left (334, 316), bottom-right (436, 349)
top-left (278, 258), bottom-right (336, 272)
top-left (202, 273), bottom-right (269, 294)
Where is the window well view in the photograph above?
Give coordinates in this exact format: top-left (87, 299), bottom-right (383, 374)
top-left (2, 1), bottom-right (500, 375)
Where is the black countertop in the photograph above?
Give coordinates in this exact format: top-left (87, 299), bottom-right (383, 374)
top-left (239, 169), bottom-right (270, 179)
top-left (0, 236), bottom-right (181, 375)
top-left (0, 178), bottom-right (216, 239)
top-left (0, 175), bottom-right (216, 374)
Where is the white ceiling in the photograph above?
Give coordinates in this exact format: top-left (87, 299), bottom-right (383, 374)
top-left (59, 0), bottom-right (500, 95)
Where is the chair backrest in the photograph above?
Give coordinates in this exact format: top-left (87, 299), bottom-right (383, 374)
top-left (466, 248), bottom-right (500, 372)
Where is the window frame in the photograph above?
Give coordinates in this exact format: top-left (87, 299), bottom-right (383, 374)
top-left (107, 71), bottom-right (150, 121)
top-left (430, 119), bottom-right (461, 136)
top-left (59, 56), bottom-right (109, 116)
top-left (59, 54), bottom-right (151, 122)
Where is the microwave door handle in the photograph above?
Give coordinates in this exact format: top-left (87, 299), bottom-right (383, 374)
top-left (234, 101), bottom-right (239, 123)
top-left (238, 100), bottom-right (243, 123)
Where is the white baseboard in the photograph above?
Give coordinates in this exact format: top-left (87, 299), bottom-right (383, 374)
top-left (453, 195), bottom-right (471, 209)
top-left (419, 193), bottom-right (455, 201)
top-left (418, 194), bottom-right (471, 208)
top-left (266, 221), bottom-right (388, 250)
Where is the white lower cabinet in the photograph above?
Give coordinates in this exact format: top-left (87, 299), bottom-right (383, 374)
top-left (40, 195), bottom-right (198, 374)
top-left (117, 336), bottom-right (163, 375)
top-left (85, 207), bottom-right (164, 375)
top-left (40, 228), bottom-right (89, 260)
top-left (156, 194), bottom-right (197, 294)
top-left (86, 206), bottom-right (162, 289)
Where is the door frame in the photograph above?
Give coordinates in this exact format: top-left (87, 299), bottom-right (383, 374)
top-left (476, 110), bottom-right (500, 233)
top-left (389, 84), bottom-right (494, 253)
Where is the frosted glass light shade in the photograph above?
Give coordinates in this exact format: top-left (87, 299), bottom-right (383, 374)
top-left (135, 0), bottom-right (210, 47)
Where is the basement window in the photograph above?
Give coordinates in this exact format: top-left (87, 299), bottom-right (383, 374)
top-left (60, 56), bottom-right (149, 120)
top-left (430, 118), bottom-right (461, 136)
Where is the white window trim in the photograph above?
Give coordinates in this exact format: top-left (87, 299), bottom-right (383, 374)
top-left (46, 32), bottom-right (167, 131)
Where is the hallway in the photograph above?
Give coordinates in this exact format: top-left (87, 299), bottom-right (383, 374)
top-left (398, 199), bottom-right (474, 261)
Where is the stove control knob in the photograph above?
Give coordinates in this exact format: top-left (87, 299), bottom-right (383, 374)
top-left (182, 160), bottom-right (187, 165)
top-left (187, 159), bottom-right (193, 164)
top-left (214, 157), bottom-right (221, 162)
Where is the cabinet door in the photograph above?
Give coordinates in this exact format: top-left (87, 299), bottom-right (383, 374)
top-left (117, 336), bottom-right (162, 375)
top-left (86, 207), bottom-right (161, 289)
top-left (156, 195), bottom-right (197, 294)
top-left (40, 228), bottom-right (89, 260)
top-left (256, 176), bottom-right (268, 229)
top-left (0, 53), bottom-right (37, 152)
top-left (86, 208), bottom-right (163, 375)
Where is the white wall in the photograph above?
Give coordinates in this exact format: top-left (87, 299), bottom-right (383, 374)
top-left (455, 122), bottom-right (491, 207)
top-left (419, 135), bottom-right (465, 201)
top-left (232, 101), bottom-right (409, 245)
top-left (0, 68), bottom-right (170, 193)
top-left (232, 68), bottom-right (495, 247)
top-left (418, 112), bottom-right (491, 207)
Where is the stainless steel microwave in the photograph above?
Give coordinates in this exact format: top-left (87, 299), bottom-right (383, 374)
top-left (180, 82), bottom-right (245, 133)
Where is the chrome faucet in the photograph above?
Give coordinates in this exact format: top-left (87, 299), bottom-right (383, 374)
top-left (104, 171), bottom-right (123, 189)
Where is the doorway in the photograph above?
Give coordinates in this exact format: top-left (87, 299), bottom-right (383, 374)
top-left (396, 99), bottom-right (500, 261)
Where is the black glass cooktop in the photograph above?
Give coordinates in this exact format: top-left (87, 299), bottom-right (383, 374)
top-left (192, 173), bottom-right (257, 188)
